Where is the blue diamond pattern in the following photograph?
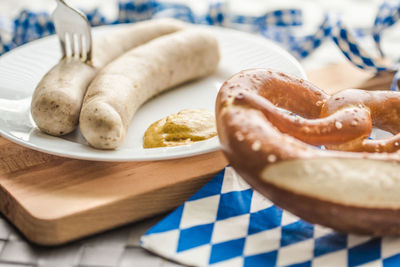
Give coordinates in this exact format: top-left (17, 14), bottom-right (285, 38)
top-left (244, 251), bottom-right (278, 267)
top-left (177, 223), bottom-right (214, 252)
top-left (349, 42), bottom-right (359, 54)
top-left (189, 169), bottom-right (225, 201)
top-left (209, 238), bottom-right (246, 264)
top-left (281, 220), bottom-right (314, 247)
top-left (216, 189), bottom-right (253, 220)
top-left (314, 233), bottom-right (347, 257)
top-left (146, 205), bottom-right (184, 235)
top-left (362, 56), bottom-right (375, 66)
top-left (340, 28), bottom-right (348, 40)
top-left (383, 253), bottom-right (400, 267)
top-left (348, 238), bottom-right (381, 267)
top-left (248, 206), bottom-right (282, 235)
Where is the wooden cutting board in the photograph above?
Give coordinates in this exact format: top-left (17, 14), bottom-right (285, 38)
top-left (0, 61), bottom-right (393, 246)
top-left (0, 138), bottom-right (228, 246)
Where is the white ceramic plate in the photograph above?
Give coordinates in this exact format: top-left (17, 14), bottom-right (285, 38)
top-left (0, 24), bottom-right (305, 161)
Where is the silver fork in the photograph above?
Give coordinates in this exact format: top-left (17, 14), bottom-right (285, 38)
top-left (51, 0), bottom-right (92, 62)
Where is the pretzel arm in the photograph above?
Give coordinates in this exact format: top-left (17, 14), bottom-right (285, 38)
top-left (326, 133), bottom-right (400, 152)
top-left (233, 92), bottom-right (372, 146)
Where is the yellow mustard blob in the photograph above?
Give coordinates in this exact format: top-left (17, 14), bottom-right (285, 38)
top-left (143, 109), bottom-right (217, 148)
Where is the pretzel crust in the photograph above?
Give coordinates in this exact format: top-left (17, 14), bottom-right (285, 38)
top-left (216, 68), bottom-right (400, 235)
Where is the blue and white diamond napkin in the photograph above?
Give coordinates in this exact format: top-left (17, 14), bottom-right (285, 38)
top-left (141, 167), bottom-right (400, 267)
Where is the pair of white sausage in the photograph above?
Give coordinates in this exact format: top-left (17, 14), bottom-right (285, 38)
top-left (31, 18), bottom-right (186, 136)
top-left (31, 19), bottom-right (220, 150)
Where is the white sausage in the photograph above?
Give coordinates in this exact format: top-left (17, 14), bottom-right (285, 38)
top-left (31, 19), bottom-right (186, 136)
top-left (79, 29), bottom-right (220, 149)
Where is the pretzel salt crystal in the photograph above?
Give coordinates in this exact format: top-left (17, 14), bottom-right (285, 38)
top-left (216, 68), bottom-right (400, 235)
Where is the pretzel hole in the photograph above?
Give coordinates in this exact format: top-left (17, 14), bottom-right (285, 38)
top-left (370, 128), bottom-right (393, 140)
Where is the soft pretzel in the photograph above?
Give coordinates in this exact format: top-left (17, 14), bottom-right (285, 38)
top-left (216, 68), bottom-right (400, 235)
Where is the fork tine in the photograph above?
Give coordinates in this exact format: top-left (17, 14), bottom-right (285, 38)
top-left (64, 32), bottom-right (72, 58)
top-left (85, 35), bottom-right (92, 62)
top-left (73, 34), bottom-right (81, 59)
top-left (80, 35), bottom-right (87, 61)
top-left (79, 35), bottom-right (84, 60)
top-left (59, 34), bottom-right (67, 58)
top-left (70, 33), bottom-right (76, 58)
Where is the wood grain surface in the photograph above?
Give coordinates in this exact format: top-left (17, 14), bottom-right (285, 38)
top-left (0, 61), bottom-right (393, 246)
top-left (0, 136), bottom-right (228, 245)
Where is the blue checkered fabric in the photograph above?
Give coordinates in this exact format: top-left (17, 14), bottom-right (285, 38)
top-left (1, 0), bottom-right (399, 74)
top-left (141, 167), bottom-right (400, 267)
top-left (330, 15), bottom-right (389, 72)
top-left (373, 0), bottom-right (400, 57)
top-left (281, 14), bottom-right (333, 59)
